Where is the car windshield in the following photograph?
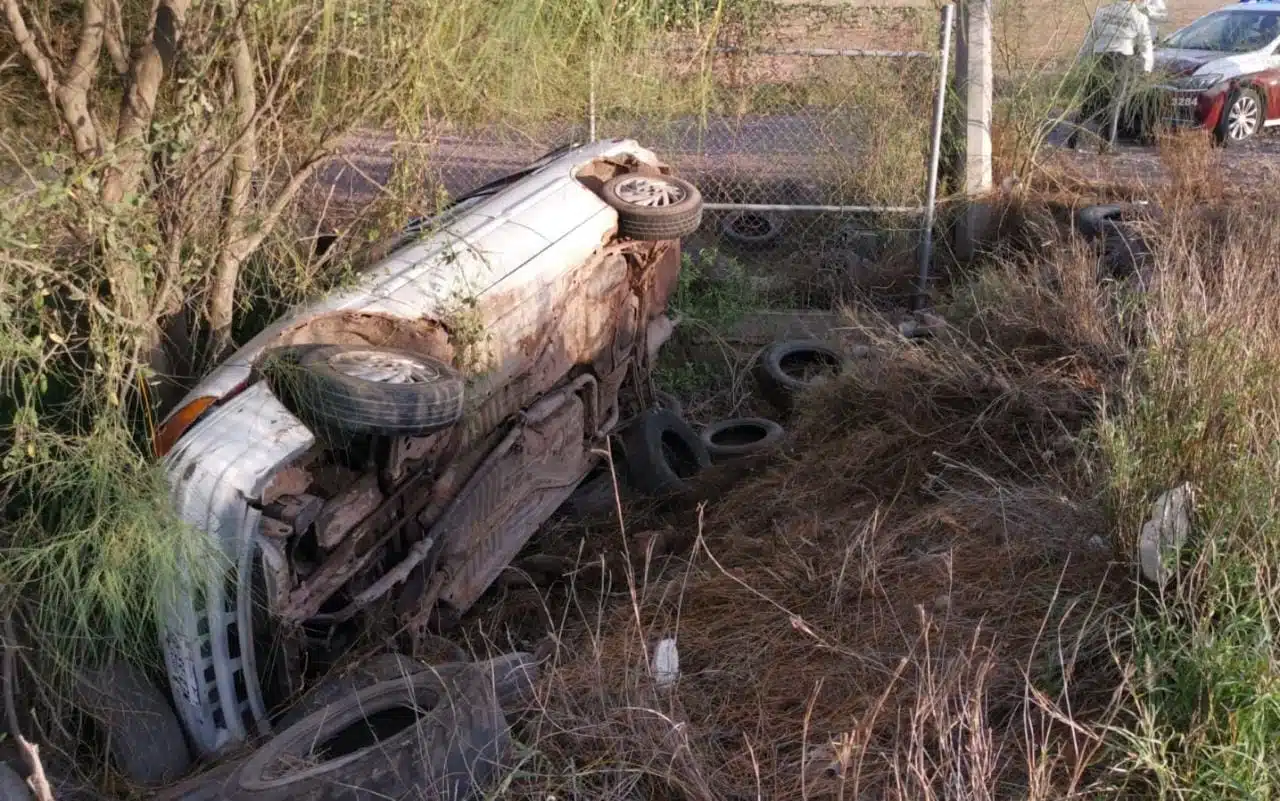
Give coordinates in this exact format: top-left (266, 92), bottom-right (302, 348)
top-left (1163, 9), bottom-right (1280, 52)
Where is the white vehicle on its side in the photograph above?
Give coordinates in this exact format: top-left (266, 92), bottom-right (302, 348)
top-left (136, 138), bottom-right (705, 765)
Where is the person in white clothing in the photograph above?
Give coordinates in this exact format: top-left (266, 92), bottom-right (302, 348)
top-left (1141, 0), bottom-right (1169, 39)
top-left (1070, 0), bottom-right (1156, 151)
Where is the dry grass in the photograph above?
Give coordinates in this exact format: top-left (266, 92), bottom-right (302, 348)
top-left (452, 234), bottom-right (1141, 799)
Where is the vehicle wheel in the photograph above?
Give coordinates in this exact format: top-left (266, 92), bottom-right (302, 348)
top-left (753, 340), bottom-right (847, 415)
top-left (236, 669), bottom-right (509, 801)
top-left (653, 390), bottom-right (683, 419)
top-left (269, 345), bottom-right (466, 438)
top-left (75, 662), bottom-right (193, 785)
top-left (700, 417), bottom-right (785, 462)
top-left (1216, 87), bottom-right (1263, 147)
top-left (619, 408), bottom-right (711, 496)
top-left (600, 174), bottom-right (703, 241)
top-left (279, 652), bottom-right (537, 729)
top-left (721, 210), bottom-right (783, 249)
top-left (0, 763), bottom-right (32, 801)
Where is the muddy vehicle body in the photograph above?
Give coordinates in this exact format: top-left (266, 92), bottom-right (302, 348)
top-left (151, 139), bottom-right (702, 757)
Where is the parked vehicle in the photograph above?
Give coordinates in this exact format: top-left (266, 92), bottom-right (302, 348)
top-left (1141, 0), bottom-right (1280, 145)
top-left (146, 139), bottom-right (703, 758)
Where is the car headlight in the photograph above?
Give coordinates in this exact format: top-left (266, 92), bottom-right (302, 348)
top-left (1176, 73), bottom-right (1223, 91)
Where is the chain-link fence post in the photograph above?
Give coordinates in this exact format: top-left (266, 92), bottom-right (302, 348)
top-left (914, 3), bottom-right (956, 310)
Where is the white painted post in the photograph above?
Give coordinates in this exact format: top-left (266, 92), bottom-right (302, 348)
top-left (955, 0), bottom-right (993, 260)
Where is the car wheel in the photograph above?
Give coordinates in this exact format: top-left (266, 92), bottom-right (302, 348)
top-left (236, 669), bottom-right (509, 801)
top-left (721, 210), bottom-right (783, 249)
top-left (700, 417), bottom-right (785, 462)
top-left (269, 345), bottom-right (466, 438)
top-left (599, 174), bottom-right (704, 241)
top-left (75, 662), bottom-right (194, 786)
top-left (619, 408), bottom-right (711, 496)
top-left (1216, 87), bottom-right (1263, 147)
top-left (753, 340), bottom-right (848, 416)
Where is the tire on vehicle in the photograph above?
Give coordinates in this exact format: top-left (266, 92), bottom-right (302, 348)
top-left (267, 344), bottom-right (466, 438)
top-left (599, 174), bottom-right (704, 241)
top-left (620, 408), bottom-right (711, 496)
top-left (700, 417), bottom-right (785, 462)
top-left (721, 210), bottom-right (783, 249)
top-left (753, 340), bottom-right (848, 415)
top-left (75, 661), bottom-right (193, 785)
top-left (1216, 86), bottom-right (1263, 147)
top-left (237, 669), bottom-right (510, 801)
top-left (278, 652), bottom-right (538, 730)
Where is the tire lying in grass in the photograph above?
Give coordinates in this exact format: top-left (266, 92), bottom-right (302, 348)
top-left (653, 390), bottom-right (684, 420)
top-left (620, 408), bottom-right (711, 496)
top-left (700, 417), bottom-right (785, 462)
top-left (1074, 204), bottom-right (1155, 287)
top-left (266, 344), bottom-right (466, 439)
top-left (238, 669), bottom-right (509, 801)
top-left (721, 209), bottom-right (783, 249)
top-left (278, 652), bottom-right (538, 730)
top-left (1074, 204), bottom-right (1126, 242)
top-left (599, 173), bottom-right (704, 241)
top-left (753, 340), bottom-right (848, 416)
top-left (75, 661), bottom-right (193, 786)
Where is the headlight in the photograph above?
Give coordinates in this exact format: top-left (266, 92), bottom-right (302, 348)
top-left (1176, 73), bottom-right (1223, 90)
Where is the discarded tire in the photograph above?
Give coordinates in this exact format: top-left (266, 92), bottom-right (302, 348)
top-left (1074, 204), bottom-right (1126, 241)
top-left (721, 210), bottom-right (783, 248)
top-left (269, 345), bottom-right (465, 438)
top-left (700, 417), bottom-right (785, 462)
top-left (600, 174), bottom-right (704, 241)
top-left (653, 390), bottom-right (684, 420)
top-left (279, 652), bottom-right (538, 730)
top-left (75, 661), bottom-right (193, 785)
top-left (753, 340), bottom-right (847, 415)
top-left (237, 669), bottom-right (509, 801)
top-left (620, 408), bottom-right (711, 496)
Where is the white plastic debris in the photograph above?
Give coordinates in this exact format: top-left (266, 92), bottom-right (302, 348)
top-left (652, 638), bottom-right (679, 689)
top-left (1137, 482), bottom-right (1194, 586)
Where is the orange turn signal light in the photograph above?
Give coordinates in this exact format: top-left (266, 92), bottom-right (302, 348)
top-left (153, 396), bottom-right (218, 458)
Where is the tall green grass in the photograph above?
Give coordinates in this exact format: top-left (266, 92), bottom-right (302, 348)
top-left (1097, 199), bottom-right (1280, 799)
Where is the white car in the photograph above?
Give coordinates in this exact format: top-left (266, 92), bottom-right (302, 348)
top-left (1149, 0), bottom-right (1280, 145)
top-left (148, 139), bottom-right (705, 759)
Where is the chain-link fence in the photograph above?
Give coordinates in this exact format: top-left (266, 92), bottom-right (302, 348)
top-left (322, 2), bottom-right (953, 306)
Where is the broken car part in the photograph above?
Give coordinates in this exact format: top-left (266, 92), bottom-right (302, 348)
top-left (700, 417), bottom-right (785, 462)
top-left (600, 174), bottom-right (704, 241)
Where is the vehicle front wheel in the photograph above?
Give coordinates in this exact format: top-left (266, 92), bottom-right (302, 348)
top-left (1215, 87), bottom-right (1263, 147)
top-left (600, 174), bottom-right (704, 241)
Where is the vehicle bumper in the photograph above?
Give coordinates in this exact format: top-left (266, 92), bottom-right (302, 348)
top-left (1137, 86), bottom-right (1224, 132)
top-left (159, 381), bottom-right (314, 756)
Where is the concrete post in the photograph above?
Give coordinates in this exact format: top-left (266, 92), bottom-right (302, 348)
top-left (954, 0), bottom-right (993, 260)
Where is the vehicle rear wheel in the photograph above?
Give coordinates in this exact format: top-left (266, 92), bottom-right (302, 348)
top-left (600, 174), bottom-right (703, 241)
top-left (1216, 87), bottom-right (1263, 147)
top-left (268, 345), bottom-right (466, 438)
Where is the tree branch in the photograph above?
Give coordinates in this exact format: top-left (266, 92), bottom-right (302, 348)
top-left (3, 616), bottom-right (55, 801)
top-left (101, 0), bottom-right (191, 204)
top-left (46, 0), bottom-right (106, 158)
top-left (102, 0), bottom-right (129, 76)
top-left (2, 0), bottom-right (60, 112)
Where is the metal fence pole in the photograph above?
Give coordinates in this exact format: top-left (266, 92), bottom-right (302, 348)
top-left (589, 61), bottom-right (598, 143)
top-left (914, 3), bottom-right (955, 311)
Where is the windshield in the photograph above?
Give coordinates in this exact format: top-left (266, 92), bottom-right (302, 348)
top-left (1163, 9), bottom-right (1280, 52)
